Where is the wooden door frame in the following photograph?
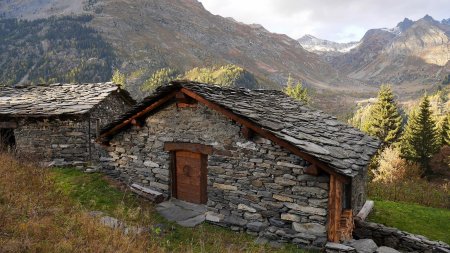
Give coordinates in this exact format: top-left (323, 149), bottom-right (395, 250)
top-left (164, 142), bottom-right (212, 204)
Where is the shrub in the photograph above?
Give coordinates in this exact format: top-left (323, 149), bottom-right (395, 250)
top-left (372, 146), bottom-right (421, 183)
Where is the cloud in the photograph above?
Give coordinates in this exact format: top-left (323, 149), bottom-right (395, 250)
top-left (198, 0), bottom-right (450, 42)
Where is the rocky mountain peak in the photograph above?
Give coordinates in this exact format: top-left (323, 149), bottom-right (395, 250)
top-left (396, 18), bottom-right (414, 32)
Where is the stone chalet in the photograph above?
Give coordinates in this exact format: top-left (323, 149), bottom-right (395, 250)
top-left (0, 82), bottom-right (134, 165)
top-left (97, 81), bottom-right (380, 247)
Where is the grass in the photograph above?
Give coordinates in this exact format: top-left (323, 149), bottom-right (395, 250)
top-left (368, 200), bottom-right (450, 244)
top-left (0, 154), bottom-right (307, 253)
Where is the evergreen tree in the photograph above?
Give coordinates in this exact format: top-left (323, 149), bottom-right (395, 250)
top-left (401, 95), bottom-right (440, 175)
top-left (366, 85), bottom-right (403, 147)
top-left (284, 74), bottom-right (310, 104)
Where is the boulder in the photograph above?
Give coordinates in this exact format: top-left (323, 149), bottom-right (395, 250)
top-left (376, 246), bottom-right (400, 253)
top-left (349, 239), bottom-right (378, 253)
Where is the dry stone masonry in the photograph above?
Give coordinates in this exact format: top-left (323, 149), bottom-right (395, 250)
top-left (100, 104), bottom-right (331, 247)
top-left (0, 83), bottom-right (134, 165)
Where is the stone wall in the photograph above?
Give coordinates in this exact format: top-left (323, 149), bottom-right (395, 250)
top-left (14, 92), bottom-right (131, 166)
top-left (100, 103), bottom-right (331, 247)
top-left (15, 117), bottom-right (89, 165)
top-left (354, 219), bottom-right (450, 252)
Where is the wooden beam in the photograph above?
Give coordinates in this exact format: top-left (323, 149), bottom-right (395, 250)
top-left (130, 183), bottom-right (164, 203)
top-left (356, 200), bottom-right (374, 221)
top-left (241, 126), bottom-right (254, 139)
top-left (0, 121), bottom-right (18, 129)
top-left (164, 142), bottom-right (213, 155)
top-left (98, 90), bottom-right (177, 140)
top-left (180, 87), bottom-right (350, 183)
top-left (304, 164), bottom-right (319, 176)
top-left (176, 91), bottom-right (197, 108)
top-left (327, 174), bottom-right (343, 242)
top-left (131, 118), bottom-right (143, 128)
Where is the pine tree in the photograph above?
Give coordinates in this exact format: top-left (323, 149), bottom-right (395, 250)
top-left (366, 85), bottom-right (403, 147)
top-left (284, 74), bottom-right (310, 104)
top-left (400, 95), bottom-right (440, 175)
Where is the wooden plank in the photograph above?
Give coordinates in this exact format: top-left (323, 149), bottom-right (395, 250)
top-left (99, 90), bottom-right (178, 140)
top-left (180, 87), bottom-right (350, 184)
top-left (0, 121), bottom-right (18, 129)
top-left (164, 142), bottom-right (213, 155)
top-left (130, 183), bottom-right (164, 203)
top-left (328, 174), bottom-right (337, 242)
top-left (200, 154), bottom-right (208, 204)
top-left (356, 200), bottom-right (374, 221)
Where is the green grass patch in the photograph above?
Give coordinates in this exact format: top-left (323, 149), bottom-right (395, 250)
top-left (368, 200), bottom-right (450, 244)
top-left (51, 168), bottom-right (309, 253)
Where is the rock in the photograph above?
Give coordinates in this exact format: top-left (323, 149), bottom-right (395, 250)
top-left (177, 214), bottom-right (205, 227)
top-left (325, 242), bottom-right (356, 252)
top-left (269, 217), bottom-right (286, 227)
top-left (224, 215), bottom-right (247, 226)
top-left (272, 194), bottom-right (293, 202)
top-left (292, 222), bottom-right (326, 235)
top-left (376, 246), bottom-right (400, 253)
top-left (254, 236), bottom-right (269, 245)
top-left (284, 203), bottom-right (326, 216)
top-left (238, 204), bottom-right (257, 213)
top-left (281, 213), bottom-right (301, 222)
top-left (205, 211), bottom-right (224, 222)
top-left (100, 216), bottom-right (123, 229)
top-left (144, 160), bottom-right (159, 167)
top-left (213, 183), bottom-right (237, 191)
top-left (274, 177), bottom-right (297, 186)
top-left (247, 221), bottom-right (267, 232)
top-left (349, 239), bottom-right (378, 253)
top-left (244, 212), bottom-right (262, 220)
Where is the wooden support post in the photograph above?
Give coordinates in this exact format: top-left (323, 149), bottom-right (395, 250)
top-left (328, 174), bottom-right (343, 242)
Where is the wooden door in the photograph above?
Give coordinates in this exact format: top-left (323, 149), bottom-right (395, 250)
top-left (174, 150), bottom-right (207, 204)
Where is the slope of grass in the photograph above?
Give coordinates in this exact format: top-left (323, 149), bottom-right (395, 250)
top-left (368, 200), bottom-right (450, 244)
top-left (0, 155), bottom-right (307, 252)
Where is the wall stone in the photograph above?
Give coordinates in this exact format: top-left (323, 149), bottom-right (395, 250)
top-left (13, 92), bottom-right (131, 166)
top-left (100, 103), bottom-right (331, 247)
top-left (354, 219), bottom-right (450, 252)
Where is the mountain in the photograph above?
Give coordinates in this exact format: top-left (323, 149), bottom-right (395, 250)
top-left (0, 0), bottom-right (347, 99)
top-left (298, 35), bottom-right (359, 57)
top-left (299, 15), bottom-right (450, 86)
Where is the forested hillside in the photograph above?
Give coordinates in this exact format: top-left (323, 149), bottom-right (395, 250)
top-left (0, 16), bottom-right (116, 86)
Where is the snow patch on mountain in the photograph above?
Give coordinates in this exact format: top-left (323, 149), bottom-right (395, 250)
top-left (298, 34), bottom-right (360, 55)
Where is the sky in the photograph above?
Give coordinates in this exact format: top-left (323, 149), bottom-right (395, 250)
top-left (198, 0), bottom-right (450, 43)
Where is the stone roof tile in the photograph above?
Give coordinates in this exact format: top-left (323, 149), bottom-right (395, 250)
top-left (101, 81), bottom-right (380, 177)
top-left (0, 83), bottom-right (133, 117)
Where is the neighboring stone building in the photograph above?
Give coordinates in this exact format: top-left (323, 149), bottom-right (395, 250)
top-left (97, 81), bottom-right (379, 247)
top-left (0, 82), bottom-right (134, 165)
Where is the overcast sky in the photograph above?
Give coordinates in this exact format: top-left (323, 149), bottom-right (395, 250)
top-left (198, 0), bottom-right (450, 43)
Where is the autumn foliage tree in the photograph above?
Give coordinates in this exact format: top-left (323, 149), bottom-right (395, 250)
top-left (283, 74), bottom-right (310, 104)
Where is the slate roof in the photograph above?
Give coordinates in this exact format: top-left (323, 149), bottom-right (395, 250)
top-left (0, 82), bottom-right (134, 118)
top-left (100, 81), bottom-right (380, 177)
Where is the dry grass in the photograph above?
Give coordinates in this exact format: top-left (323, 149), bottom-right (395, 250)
top-left (0, 154), bottom-right (154, 253)
top-left (0, 154), bottom-right (307, 253)
top-left (368, 180), bottom-right (450, 209)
